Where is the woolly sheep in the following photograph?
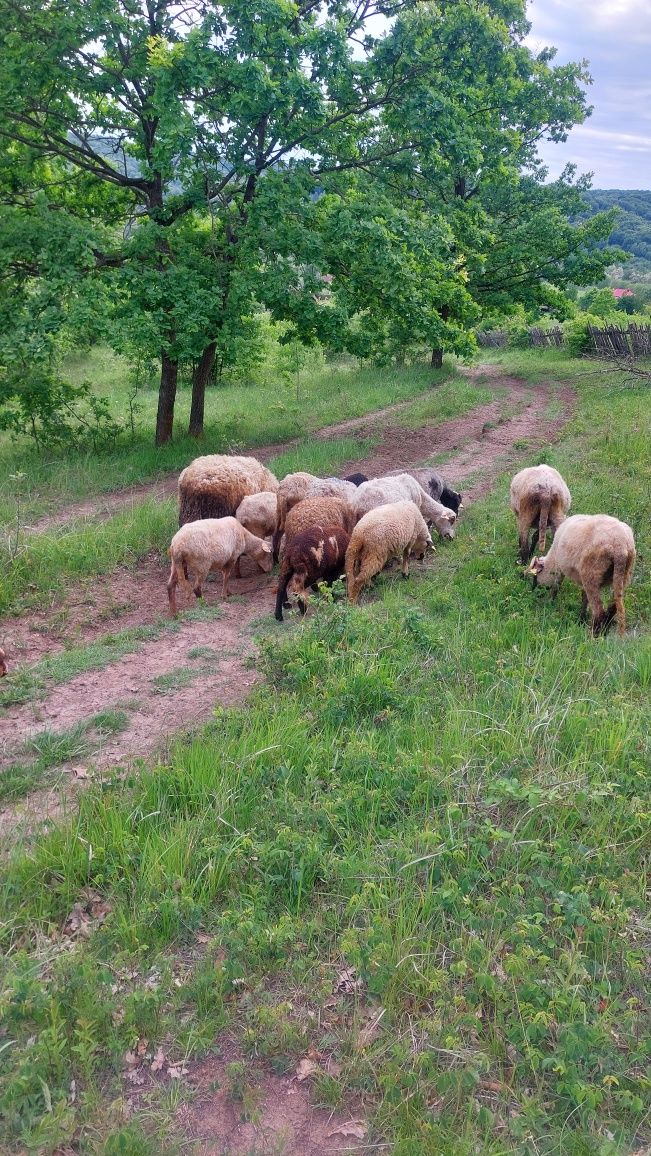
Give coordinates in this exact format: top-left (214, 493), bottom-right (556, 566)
top-left (275, 525), bottom-right (350, 621)
top-left (167, 517), bottom-right (273, 615)
top-left (276, 472), bottom-right (358, 537)
top-left (0, 646), bottom-right (6, 677)
top-left (346, 500), bottom-right (433, 604)
top-left (178, 455), bottom-right (278, 527)
top-left (276, 495), bottom-right (356, 560)
top-left (354, 474), bottom-right (456, 540)
top-left (235, 492), bottom-right (278, 541)
top-left (528, 514), bottom-right (636, 637)
top-left (386, 467), bottom-right (463, 514)
top-left (510, 464), bottom-right (571, 563)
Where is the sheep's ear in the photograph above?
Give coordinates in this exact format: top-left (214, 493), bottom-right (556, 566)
top-left (448, 512), bottom-right (457, 524)
top-left (526, 557), bottom-right (544, 575)
top-left (261, 542), bottom-right (272, 554)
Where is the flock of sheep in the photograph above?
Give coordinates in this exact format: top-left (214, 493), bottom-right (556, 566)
top-left (168, 454), bottom-right (637, 636)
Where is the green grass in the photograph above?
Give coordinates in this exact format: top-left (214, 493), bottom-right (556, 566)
top-left (266, 434), bottom-right (377, 479)
top-left (0, 352), bottom-right (649, 1154)
top-left (0, 711), bottom-right (130, 804)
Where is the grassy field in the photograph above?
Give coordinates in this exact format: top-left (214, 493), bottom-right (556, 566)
top-left (0, 351), bottom-right (650, 1154)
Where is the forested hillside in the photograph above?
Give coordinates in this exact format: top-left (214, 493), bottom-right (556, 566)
top-left (585, 189), bottom-right (651, 275)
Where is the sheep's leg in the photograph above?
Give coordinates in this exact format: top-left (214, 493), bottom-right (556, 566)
top-left (584, 580), bottom-right (607, 635)
top-left (549, 575), bottom-right (564, 600)
top-left (537, 498), bottom-right (551, 555)
top-left (578, 591), bottom-right (589, 622)
top-left (234, 554), bottom-right (242, 578)
top-left (275, 571), bottom-right (291, 621)
top-left (167, 561), bottom-right (179, 617)
top-left (351, 557), bottom-right (381, 602)
top-left (607, 552), bottom-right (629, 637)
top-left (221, 563), bottom-right (235, 598)
top-left (518, 514), bottom-right (532, 564)
top-left (401, 548), bottom-right (410, 578)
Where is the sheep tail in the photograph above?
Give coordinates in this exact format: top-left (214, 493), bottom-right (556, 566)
top-left (608, 549), bottom-right (630, 636)
top-left (537, 496), bottom-right (551, 554)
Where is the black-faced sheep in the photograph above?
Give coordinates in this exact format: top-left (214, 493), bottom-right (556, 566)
top-left (354, 474), bottom-right (456, 540)
top-left (343, 472), bottom-right (369, 486)
top-left (387, 467), bottom-right (462, 514)
top-left (0, 647), bottom-right (6, 677)
top-left (274, 525), bottom-right (350, 621)
top-left (528, 514), bottom-right (636, 637)
top-left (167, 517), bottom-right (273, 615)
top-left (510, 465), bottom-right (571, 563)
top-left (346, 500), bottom-right (433, 604)
top-left (178, 455), bottom-right (278, 527)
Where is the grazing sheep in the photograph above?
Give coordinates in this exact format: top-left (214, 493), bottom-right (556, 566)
top-left (510, 465), bottom-right (571, 563)
top-left (276, 472), bottom-right (358, 537)
top-left (346, 500), bottom-right (433, 604)
top-left (277, 495), bottom-right (356, 560)
top-left (387, 467), bottom-right (463, 514)
top-left (0, 647), bottom-right (6, 677)
top-left (168, 517), bottom-right (273, 615)
top-left (235, 492), bottom-right (278, 541)
top-left (528, 514), bottom-right (636, 637)
top-left (354, 474), bottom-right (456, 540)
top-left (343, 472), bottom-right (369, 486)
top-left (275, 526), bottom-right (350, 621)
top-left (178, 455), bottom-right (278, 527)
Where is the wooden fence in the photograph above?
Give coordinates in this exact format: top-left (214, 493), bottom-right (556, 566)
top-left (588, 323), bottom-right (651, 358)
top-left (528, 326), bottom-right (563, 347)
top-left (476, 329), bottom-right (508, 347)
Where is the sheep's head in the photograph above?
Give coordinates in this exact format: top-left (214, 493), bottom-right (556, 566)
top-left (253, 543), bottom-right (273, 573)
top-left (414, 531), bottom-right (434, 561)
top-left (434, 510), bottom-right (456, 540)
top-left (287, 568), bottom-right (308, 597)
top-left (527, 556), bottom-right (547, 587)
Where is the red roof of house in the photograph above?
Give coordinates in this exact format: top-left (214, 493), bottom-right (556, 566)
top-left (612, 288), bottom-right (634, 298)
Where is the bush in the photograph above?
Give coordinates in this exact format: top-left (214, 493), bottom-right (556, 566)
top-left (0, 366), bottom-right (123, 451)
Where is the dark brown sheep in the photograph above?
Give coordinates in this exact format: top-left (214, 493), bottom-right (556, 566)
top-left (0, 647), bottom-right (7, 677)
top-left (274, 525), bottom-right (350, 621)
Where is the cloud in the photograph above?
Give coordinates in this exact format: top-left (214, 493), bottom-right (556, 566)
top-left (525, 0), bottom-right (651, 187)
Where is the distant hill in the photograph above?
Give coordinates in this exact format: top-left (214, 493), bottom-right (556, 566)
top-left (584, 189), bottom-right (651, 278)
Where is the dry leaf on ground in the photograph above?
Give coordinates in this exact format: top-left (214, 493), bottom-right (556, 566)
top-left (327, 1119), bottom-right (367, 1139)
top-left (295, 1057), bottom-right (319, 1082)
top-left (150, 1047), bottom-right (166, 1072)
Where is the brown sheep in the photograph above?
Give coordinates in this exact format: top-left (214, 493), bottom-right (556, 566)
top-left (275, 495), bottom-right (356, 561)
top-left (275, 526), bottom-right (350, 621)
top-left (275, 473), bottom-right (357, 538)
top-left (528, 514), bottom-right (636, 637)
top-left (510, 465), bottom-right (571, 563)
top-left (178, 454), bottom-right (278, 527)
top-left (0, 647), bottom-right (6, 677)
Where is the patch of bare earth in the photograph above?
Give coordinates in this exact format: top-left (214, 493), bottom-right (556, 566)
top-left (175, 1052), bottom-right (370, 1156)
top-left (1, 368), bottom-right (575, 834)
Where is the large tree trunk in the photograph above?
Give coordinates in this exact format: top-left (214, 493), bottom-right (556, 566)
top-left (155, 353), bottom-right (179, 446)
top-left (188, 341), bottom-right (217, 438)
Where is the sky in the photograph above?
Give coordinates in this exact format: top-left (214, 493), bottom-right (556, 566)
top-left (525, 0), bottom-right (651, 189)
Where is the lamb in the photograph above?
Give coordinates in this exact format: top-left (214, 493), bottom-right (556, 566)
top-left (0, 647), bottom-right (6, 677)
top-left (346, 500), bottom-right (433, 604)
top-left (510, 464), bottom-right (571, 563)
top-left (235, 492), bottom-right (278, 541)
top-left (167, 517), bottom-right (273, 615)
top-left (178, 454), bottom-right (278, 527)
top-left (354, 474), bottom-right (456, 540)
top-left (386, 467), bottom-right (463, 514)
top-left (275, 526), bottom-right (350, 621)
top-left (528, 514), bottom-right (636, 637)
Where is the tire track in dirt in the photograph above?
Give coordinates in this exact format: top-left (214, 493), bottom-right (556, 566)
top-left (1, 368), bottom-right (575, 834)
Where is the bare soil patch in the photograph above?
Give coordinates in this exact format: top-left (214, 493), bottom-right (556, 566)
top-left (176, 1052), bottom-right (370, 1156)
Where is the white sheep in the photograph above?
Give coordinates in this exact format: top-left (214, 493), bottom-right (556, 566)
top-left (528, 514), bottom-right (636, 637)
top-left (235, 492), bottom-right (278, 540)
top-left (510, 464), bottom-right (571, 563)
top-left (178, 455), bottom-right (278, 526)
top-left (346, 500), bottom-right (433, 604)
top-left (167, 517), bottom-right (273, 615)
top-left (354, 474), bottom-right (456, 540)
